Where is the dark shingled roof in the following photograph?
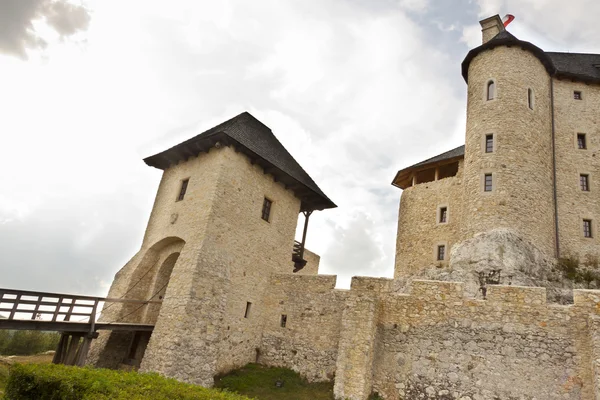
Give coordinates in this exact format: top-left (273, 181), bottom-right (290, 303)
top-left (144, 112), bottom-right (336, 212)
top-left (402, 145), bottom-right (465, 170)
top-left (391, 145), bottom-right (465, 189)
top-left (462, 30), bottom-right (600, 84)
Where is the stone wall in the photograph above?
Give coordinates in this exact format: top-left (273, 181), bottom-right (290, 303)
top-left (260, 274), bottom-right (346, 382)
top-left (554, 79), bottom-right (600, 261)
top-left (295, 248), bottom-right (320, 275)
top-left (395, 163), bottom-right (464, 278)
top-left (259, 276), bottom-right (600, 400)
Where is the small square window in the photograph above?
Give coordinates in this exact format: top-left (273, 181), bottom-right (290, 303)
top-left (262, 198), bottom-right (272, 222)
top-left (485, 134), bottom-right (494, 153)
top-left (439, 207), bottom-right (448, 223)
top-left (584, 220), bottom-right (593, 238)
top-left (177, 179), bottom-right (189, 201)
top-left (244, 302), bottom-right (252, 318)
top-left (484, 174), bottom-right (493, 192)
top-left (577, 134), bottom-right (587, 150)
top-left (280, 314), bottom-right (287, 328)
top-left (437, 245), bottom-right (445, 261)
top-left (580, 174), bottom-right (590, 191)
top-left (574, 91), bottom-right (582, 100)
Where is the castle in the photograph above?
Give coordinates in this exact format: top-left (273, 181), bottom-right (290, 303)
top-left (88, 15), bottom-right (600, 400)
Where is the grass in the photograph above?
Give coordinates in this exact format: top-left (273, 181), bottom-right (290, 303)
top-left (215, 364), bottom-right (335, 400)
top-left (0, 353), bottom-right (54, 397)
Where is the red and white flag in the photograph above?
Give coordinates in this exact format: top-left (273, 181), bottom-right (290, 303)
top-left (502, 14), bottom-right (515, 27)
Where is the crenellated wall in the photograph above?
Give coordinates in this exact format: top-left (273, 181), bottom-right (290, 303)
top-left (258, 275), bottom-right (600, 400)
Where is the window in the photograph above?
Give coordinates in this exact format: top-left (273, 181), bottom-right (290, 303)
top-left (584, 219), bottom-right (593, 238)
top-left (574, 91), bottom-right (582, 100)
top-left (528, 88), bottom-right (534, 109)
top-left (577, 133), bottom-right (587, 150)
top-left (439, 207), bottom-right (448, 223)
top-left (280, 315), bottom-right (287, 328)
top-left (487, 81), bottom-right (495, 101)
top-left (261, 198), bottom-right (272, 222)
top-left (484, 173), bottom-right (493, 192)
top-left (580, 174), bottom-right (590, 191)
top-left (244, 302), bottom-right (252, 318)
top-left (485, 134), bottom-right (494, 153)
top-left (177, 179), bottom-right (189, 201)
top-left (437, 245), bottom-right (445, 261)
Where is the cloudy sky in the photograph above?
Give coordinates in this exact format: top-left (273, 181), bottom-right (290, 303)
top-left (1, 0), bottom-right (598, 296)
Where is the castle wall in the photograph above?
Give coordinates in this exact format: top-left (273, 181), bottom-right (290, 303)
top-left (260, 274), bottom-right (346, 381)
top-left (394, 163), bottom-right (464, 278)
top-left (295, 248), bottom-right (320, 275)
top-left (371, 281), bottom-right (592, 400)
top-left (462, 46), bottom-right (556, 257)
top-left (260, 276), bottom-right (600, 400)
top-left (553, 79), bottom-right (600, 261)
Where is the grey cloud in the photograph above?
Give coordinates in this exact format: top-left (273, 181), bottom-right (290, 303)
top-left (0, 0), bottom-right (90, 59)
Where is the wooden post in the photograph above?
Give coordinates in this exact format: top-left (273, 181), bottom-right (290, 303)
top-left (52, 333), bottom-right (69, 364)
top-left (412, 175), bottom-right (417, 186)
top-left (64, 334), bottom-right (82, 365)
top-left (435, 167), bottom-right (439, 181)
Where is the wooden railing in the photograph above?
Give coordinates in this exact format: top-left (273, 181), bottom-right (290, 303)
top-left (0, 288), bottom-right (162, 331)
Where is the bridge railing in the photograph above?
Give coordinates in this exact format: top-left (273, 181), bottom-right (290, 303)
top-left (0, 288), bottom-right (161, 329)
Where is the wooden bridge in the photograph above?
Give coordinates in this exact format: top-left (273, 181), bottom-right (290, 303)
top-left (0, 288), bottom-right (158, 367)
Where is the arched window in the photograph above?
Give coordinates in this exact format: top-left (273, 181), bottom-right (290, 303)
top-left (487, 80), bottom-right (495, 101)
top-left (528, 88), bottom-right (534, 109)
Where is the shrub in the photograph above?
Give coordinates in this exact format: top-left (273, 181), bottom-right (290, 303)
top-left (0, 331), bottom-right (60, 356)
top-left (5, 363), bottom-right (252, 400)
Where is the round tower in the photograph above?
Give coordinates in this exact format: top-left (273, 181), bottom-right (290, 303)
top-left (461, 18), bottom-right (556, 257)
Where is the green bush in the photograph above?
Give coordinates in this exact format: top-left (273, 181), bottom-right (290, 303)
top-left (5, 363), bottom-right (253, 400)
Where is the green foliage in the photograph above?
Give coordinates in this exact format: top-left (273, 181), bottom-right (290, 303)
top-left (4, 363), bottom-right (252, 400)
top-left (368, 392), bottom-right (384, 400)
top-left (558, 256), bottom-right (600, 288)
top-left (0, 331), bottom-right (60, 356)
top-left (215, 363), bottom-right (334, 400)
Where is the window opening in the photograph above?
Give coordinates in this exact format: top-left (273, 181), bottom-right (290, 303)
top-left (485, 134), bottom-right (494, 153)
top-left (584, 220), bottom-right (593, 238)
top-left (439, 207), bottom-right (448, 223)
top-left (528, 88), bottom-right (534, 109)
top-left (577, 134), bottom-right (587, 150)
top-left (580, 174), bottom-right (590, 191)
top-left (487, 81), bottom-right (495, 101)
top-left (280, 315), bottom-right (287, 328)
top-left (574, 91), bottom-right (582, 100)
top-left (244, 302), bottom-right (252, 318)
top-left (262, 198), bottom-right (272, 222)
top-left (177, 179), bottom-right (189, 201)
top-left (484, 174), bottom-right (493, 192)
top-left (437, 245), bottom-right (445, 261)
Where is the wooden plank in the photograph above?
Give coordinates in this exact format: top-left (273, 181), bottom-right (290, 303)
top-left (75, 336), bottom-right (93, 367)
top-left (8, 294), bottom-right (21, 320)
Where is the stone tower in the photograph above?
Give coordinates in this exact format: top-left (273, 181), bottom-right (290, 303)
top-left (461, 15), bottom-right (556, 256)
top-left (86, 112), bottom-right (335, 386)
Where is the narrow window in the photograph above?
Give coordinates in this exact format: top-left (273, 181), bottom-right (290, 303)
top-left (485, 134), bottom-right (494, 153)
top-left (528, 88), bottom-right (534, 109)
top-left (580, 174), bottom-right (590, 191)
top-left (484, 173), bottom-right (493, 192)
top-left (177, 179), bottom-right (189, 201)
top-left (487, 81), bottom-right (495, 101)
top-left (261, 198), bottom-right (272, 222)
top-left (577, 133), bottom-right (587, 149)
top-left (574, 91), bottom-right (582, 100)
top-left (437, 245), bottom-right (445, 261)
top-left (280, 314), bottom-right (287, 328)
top-left (584, 220), bottom-right (593, 238)
top-left (244, 302), bottom-right (252, 318)
top-left (439, 207), bottom-right (448, 223)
